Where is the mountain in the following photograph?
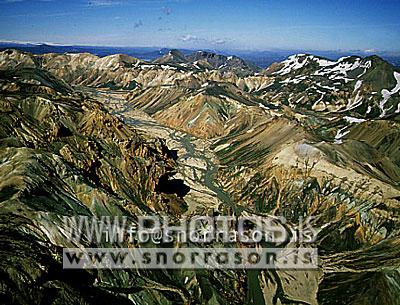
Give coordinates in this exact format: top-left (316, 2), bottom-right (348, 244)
top-left (1, 41), bottom-right (399, 68)
top-left (186, 51), bottom-right (262, 76)
top-left (262, 54), bottom-right (400, 118)
top-left (153, 49), bottom-right (189, 65)
top-left (152, 50), bottom-right (262, 76)
top-left (0, 64), bottom-right (195, 304)
top-left (3, 49), bottom-right (398, 120)
top-left (1, 49), bottom-right (400, 305)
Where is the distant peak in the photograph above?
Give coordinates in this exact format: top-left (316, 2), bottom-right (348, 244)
top-left (168, 49), bottom-right (185, 57)
top-left (153, 49), bottom-right (188, 64)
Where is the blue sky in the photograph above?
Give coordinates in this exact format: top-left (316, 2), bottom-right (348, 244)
top-left (0, 0), bottom-right (399, 51)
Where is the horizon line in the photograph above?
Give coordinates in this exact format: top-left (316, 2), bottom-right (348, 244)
top-left (1, 39), bottom-right (400, 55)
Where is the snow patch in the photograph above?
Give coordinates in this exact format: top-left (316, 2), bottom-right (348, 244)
top-left (281, 76), bottom-right (306, 85)
top-left (214, 143), bottom-right (230, 152)
top-left (312, 57), bottom-right (336, 67)
top-left (314, 58), bottom-right (368, 83)
top-left (346, 91), bottom-right (363, 110)
top-left (316, 82), bottom-right (337, 92)
top-left (335, 127), bottom-right (350, 144)
top-left (161, 65), bottom-right (177, 70)
top-left (295, 96), bottom-right (305, 104)
top-left (275, 55), bottom-right (309, 75)
top-left (379, 72), bottom-right (400, 117)
top-left (141, 64), bottom-right (156, 69)
top-left (343, 116), bottom-right (366, 124)
top-left (354, 80), bottom-right (363, 92)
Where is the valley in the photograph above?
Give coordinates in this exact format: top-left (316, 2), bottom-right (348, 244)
top-left (0, 48), bottom-right (400, 304)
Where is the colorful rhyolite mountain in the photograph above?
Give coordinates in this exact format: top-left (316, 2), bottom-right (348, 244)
top-left (0, 48), bottom-right (400, 305)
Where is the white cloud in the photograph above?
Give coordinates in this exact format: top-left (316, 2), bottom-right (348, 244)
top-left (180, 34), bottom-right (201, 42)
top-left (212, 38), bottom-right (227, 45)
top-left (179, 35), bottom-right (230, 46)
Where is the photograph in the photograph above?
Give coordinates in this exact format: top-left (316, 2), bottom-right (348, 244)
top-left (0, 0), bottom-right (399, 304)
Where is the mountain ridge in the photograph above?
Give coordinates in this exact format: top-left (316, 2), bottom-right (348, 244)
top-left (2, 48), bottom-right (399, 120)
top-left (1, 48), bottom-right (400, 305)
top-left (1, 41), bottom-right (399, 68)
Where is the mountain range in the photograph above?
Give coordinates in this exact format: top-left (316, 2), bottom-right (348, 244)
top-left (1, 41), bottom-right (400, 68)
top-left (0, 47), bottom-right (400, 305)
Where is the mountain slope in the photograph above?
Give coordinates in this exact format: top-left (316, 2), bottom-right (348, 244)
top-left (1, 50), bottom-right (400, 305)
top-left (153, 49), bottom-right (189, 65)
top-left (187, 51), bottom-right (262, 76)
top-left (262, 54), bottom-right (400, 118)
